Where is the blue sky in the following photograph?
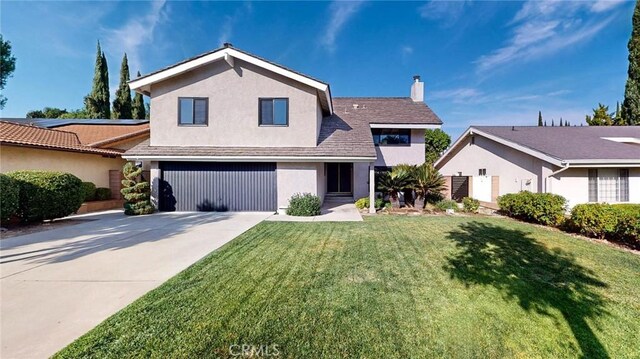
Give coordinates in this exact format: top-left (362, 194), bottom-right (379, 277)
top-left (0, 0), bottom-right (634, 137)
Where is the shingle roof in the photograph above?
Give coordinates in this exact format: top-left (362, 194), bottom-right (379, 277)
top-left (0, 121), bottom-right (122, 156)
top-left (473, 126), bottom-right (640, 161)
top-left (333, 97), bottom-right (442, 125)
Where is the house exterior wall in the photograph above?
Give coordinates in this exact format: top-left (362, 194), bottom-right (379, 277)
top-left (0, 145), bottom-right (125, 188)
top-left (276, 162), bottom-right (319, 210)
top-left (149, 59), bottom-right (320, 148)
top-left (374, 129), bottom-right (425, 167)
top-left (548, 167), bottom-right (640, 208)
top-left (437, 135), bottom-right (551, 197)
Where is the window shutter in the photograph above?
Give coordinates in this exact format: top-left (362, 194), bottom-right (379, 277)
top-left (619, 169), bottom-right (629, 202)
top-left (588, 169), bottom-right (598, 202)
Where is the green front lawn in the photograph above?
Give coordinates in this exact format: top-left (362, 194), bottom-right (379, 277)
top-left (56, 216), bottom-right (640, 358)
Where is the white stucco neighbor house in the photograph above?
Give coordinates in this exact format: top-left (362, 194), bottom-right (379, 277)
top-left (123, 44), bottom-right (442, 213)
top-left (435, 126), bottom-right (640, 208)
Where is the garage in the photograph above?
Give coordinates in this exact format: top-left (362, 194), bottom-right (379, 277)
top-left (159, 162), bottom-right (277, 212)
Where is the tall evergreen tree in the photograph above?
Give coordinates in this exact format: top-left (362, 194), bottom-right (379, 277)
top-left (613, 101), bottom-right (624, 125)
top-left (622, 0), bottom-right (640, 125)
top-left (537, 111), bottom-right (543, 126)
top-left (84, 41), bottom-right (110, 118)
top-left (551, 119), bottom-right (555, 127)
top-left (112, 54), bottom-right (132, 119)
top-left (544, 120), bottom-right (547, 126)
top-left (132, 71), bottom-right (146, 119)
top-left (559, 118), bottom-right (563, 127)
top-left (585, 104), bottom-right (614, 126)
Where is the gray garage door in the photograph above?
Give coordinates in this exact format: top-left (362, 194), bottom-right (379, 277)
top-left (159, 162), bottom-right (277, 212)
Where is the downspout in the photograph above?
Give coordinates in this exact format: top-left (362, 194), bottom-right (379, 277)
top-left (545, 161), bottom-right (570, 193)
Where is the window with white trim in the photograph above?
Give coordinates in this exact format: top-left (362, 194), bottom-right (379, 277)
top-left (588, 168), bottom-right (629, 203)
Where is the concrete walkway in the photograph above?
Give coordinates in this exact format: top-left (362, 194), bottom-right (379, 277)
top-left (0, 210), bottom-right (270, 359)
top-left (267, 200), bottom-right (363, 222)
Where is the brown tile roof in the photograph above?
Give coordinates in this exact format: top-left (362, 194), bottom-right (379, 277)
top-left (55, 123), bottom-right (150, 146)
top-left (0, 121), bottom-right (122, 156)
top-left (332, 97), bottom-right (442, 125)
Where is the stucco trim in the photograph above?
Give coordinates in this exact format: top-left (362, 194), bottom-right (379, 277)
top-left (369, 123), bottom-right (441, 129)
top-left (122, 155), bottom-right (376, 163)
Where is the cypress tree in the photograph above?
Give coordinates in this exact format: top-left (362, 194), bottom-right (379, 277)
top-left (537, 111), bottom-right (543, 126)
top-left (113, 54), bottom-right (132, 119)
top-left (559, 118), bottom-right (563, 127)
top-left (132, 71), bottom-right (146, 119)
top-left (84, 41), bottom-right (110, 118)
top-left (623, 1), bottom-right (640, 125)
top-left (544, 120), bottom-right (547, 126)
top-left (551, 119), bottom-right (555, 127)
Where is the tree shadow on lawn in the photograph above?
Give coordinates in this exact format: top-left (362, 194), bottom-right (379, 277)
top-left (444, 221), bottom-right (609, 359)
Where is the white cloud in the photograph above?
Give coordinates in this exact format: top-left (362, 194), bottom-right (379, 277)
top-left (218, 2), bottom-right (253, 47)
top-left (418, 0), bottom-right (470, 26)
top-left (320, 1), bottom-right (365, 53)
top-left (475, 0), bottom-right (623, 73)
top-left (104, 0), bottom-right (167, 75)
top-left (591, 0), bottom-right (626, 13)
top-left (431, 87), bottom-right (483, 103)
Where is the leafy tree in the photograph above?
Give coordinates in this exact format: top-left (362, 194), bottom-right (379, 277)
top-left (59, 108), bottom-right (90, 119)
top-left (131, 71), bottom-right (146, 119)
top-left (121, 162), bottom-right (154, 215)
top-left (622, 0), bottom-right (640, 125)
top-left (537, 111), bottom-right (543, 126)
top-left (112, 54), bottom-right (133, 119)
top-left (585, 104), bottom-right (614, 126)
top-left (424, 128), bottom-right (451, 163)
top-left (84, 41), bottom-right (110, 118)
top-left (26, 107), bottom-right (68, 118)
top-left (0, 34), bottom-right (16, 109)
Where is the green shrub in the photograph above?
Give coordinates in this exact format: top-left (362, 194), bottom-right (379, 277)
top-left (570, 203), bottom-right (640, 246)
top-left (81, 182), bottom-right (97, 202)
top-left (7, 170), bottom-right (84, 222)
top-left (1, 174), bottom-right (20, 224)
top-left (287, 193), bottom-right (321, 216)
top-left (435, 199), bottom-right (458, 212)
top-left (95, 188), bottom-right (112, 201)
top-left (497, 191), bottom-right (566, 226)
top-left (121, 162), bottom-right (154, 215)
top-left (355, 197), bottom-right (369, 209)
top-left (462, 197), bottom-right (480, 213)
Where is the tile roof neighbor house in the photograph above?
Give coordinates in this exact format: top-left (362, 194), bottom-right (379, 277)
top-left (435, 126), bottom-right (640, 208)
top-left (0, 120), bottom-right (150, 193)
top-left (124, 44), bottom-right (442, 213)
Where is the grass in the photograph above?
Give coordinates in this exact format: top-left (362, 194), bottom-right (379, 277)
top-left (55, 216), bottom-right (640, 358)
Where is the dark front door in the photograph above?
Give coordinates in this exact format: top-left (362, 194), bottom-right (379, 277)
top-left (327, 163), bottom-right (352, 194)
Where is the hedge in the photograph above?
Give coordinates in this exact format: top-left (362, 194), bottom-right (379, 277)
top-left (7, 171), bottom-right (84, 222)
top-left (81, 182), bottom-right (97, 202)
top-left (95, 187), bottom-right (112, 201)
top-left (1, 174), bottom-right (20, 224)
top-left (497, 191), bottom-right (566, 226)
top-left (287, 193), bottom-right (321, 216)
top-left (569, 203), bottom-right (640, 247)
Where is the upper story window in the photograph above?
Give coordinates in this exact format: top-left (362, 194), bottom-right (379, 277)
top-left (178, 97), bottom-right (208, 126)
top-left (372, 129), bottom-right (411, 146)
top-left (259, 98), bottom-right (288, 126)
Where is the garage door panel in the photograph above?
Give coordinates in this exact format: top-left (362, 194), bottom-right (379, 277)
top-left (160, 162), bottom-right (277, 212)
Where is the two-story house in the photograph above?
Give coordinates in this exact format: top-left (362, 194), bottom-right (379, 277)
top-left (125, 44), bottom-right (442, 213)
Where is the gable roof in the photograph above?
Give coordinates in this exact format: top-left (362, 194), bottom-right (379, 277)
top-left (54, 123), bottom-right (150, 147)
top-left (0, 121), bottom-right (122, 156)
top-left (333, 97), bottom-right (442, 127)
top-left (129, 44), bottom-right (333, 114)
top-left (0, 118), bottom-right (149, 128)
top-left (436, 126), bottom-right (640, 168)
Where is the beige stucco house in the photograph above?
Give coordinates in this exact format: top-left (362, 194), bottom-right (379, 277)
top-left (435, 126), bottom-right (640, 208)
top-left (0, 119), bottom-right (149, 196)
top-left (124, 44), bottom-right (442, 213)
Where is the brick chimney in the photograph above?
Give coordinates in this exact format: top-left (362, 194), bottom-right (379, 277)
top-left (410, 75), bottom-right (424, 102)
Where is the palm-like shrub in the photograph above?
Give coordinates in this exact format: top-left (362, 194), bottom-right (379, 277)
top-left (393, 164), bottom-right (418, 207)
top-left (377, 167), bottom-right (413, 208)
top-left (414, 163), bottom-right (446, 209)
top-left (121, 162), bottom-right (154, 215)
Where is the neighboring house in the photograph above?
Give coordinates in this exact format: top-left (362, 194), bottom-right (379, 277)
top-left (0, 119), bottom-right (150, 197)
top-left (124, 44), bottom-right (442, 213)
top-left (435, 126), bottom-right (640, 208)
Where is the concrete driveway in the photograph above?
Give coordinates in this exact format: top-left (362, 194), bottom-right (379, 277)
top-left (0, 210), bottom-right (270, 359)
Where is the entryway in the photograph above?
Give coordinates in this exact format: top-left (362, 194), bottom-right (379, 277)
top-left (326, 163), bottom-right (353, 195)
